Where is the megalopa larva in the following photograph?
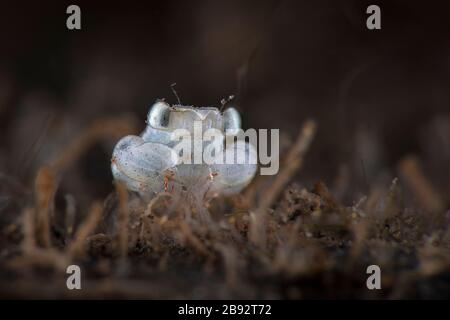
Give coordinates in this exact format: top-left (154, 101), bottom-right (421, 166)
top-left (111, 101), bottom-right (257, 198)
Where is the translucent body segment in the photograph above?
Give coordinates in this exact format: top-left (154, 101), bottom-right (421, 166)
top-left (111, 135), bottom-right (179, 193)
top-left (111, 162), bottom-right (147, 192)
top-left (210, 141), bottom-right (257, 192)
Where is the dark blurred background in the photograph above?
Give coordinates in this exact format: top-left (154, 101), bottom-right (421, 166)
top-left (1, 0), bottom-right (450, 206)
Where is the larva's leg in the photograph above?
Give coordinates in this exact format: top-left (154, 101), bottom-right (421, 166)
top-left (111, 135), bottom-right (179, 195)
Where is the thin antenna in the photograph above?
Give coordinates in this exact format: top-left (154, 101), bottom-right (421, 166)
top-left (170, 83), bottom-right (181, 105)
top-left (220, 95), bottom-right (235, 112)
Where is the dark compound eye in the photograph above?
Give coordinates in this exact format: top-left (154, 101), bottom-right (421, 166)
top-left (223, 107), bottom-right (241, 135)
top-left (147, 101), bottom-right (171, 129)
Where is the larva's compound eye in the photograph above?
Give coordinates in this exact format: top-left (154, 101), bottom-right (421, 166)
top-left (147, 101), bottom-right (171, 129)
top-left (223, 107), bottom-right (241, 135)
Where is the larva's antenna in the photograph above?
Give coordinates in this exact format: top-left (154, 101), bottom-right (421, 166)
top-left (220, 95), bottom-right (235, 112)
top-left (170, 83), bottom-right (181, 105)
